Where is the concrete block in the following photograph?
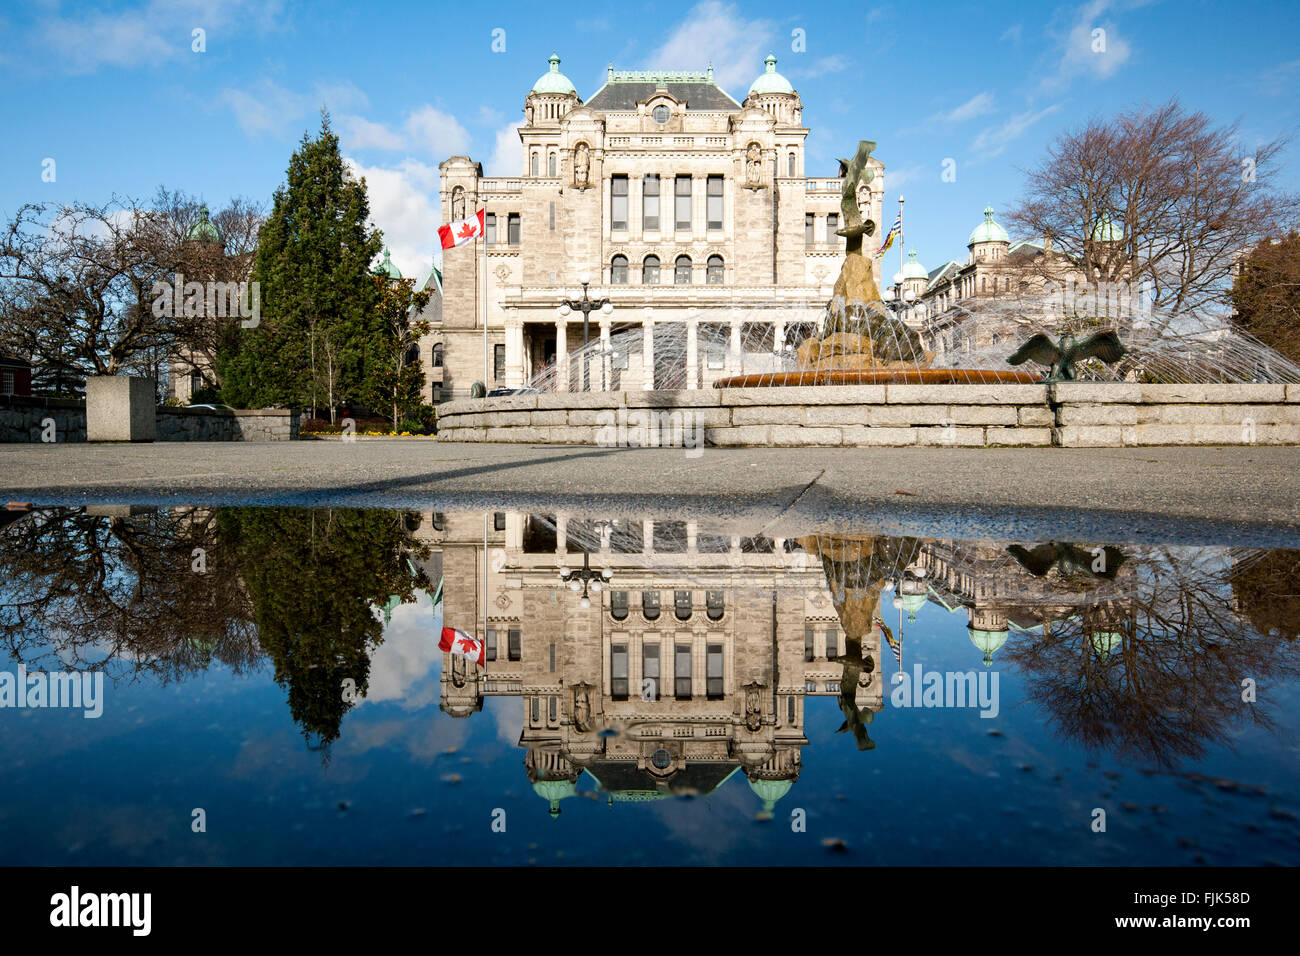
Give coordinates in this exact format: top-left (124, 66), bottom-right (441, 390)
top-left (732, 405), bottom-right (804, 425)
top-left (1018, 406), bottom-right (1055, 426)
top-left (985, 427), bottom-right (1053, 447)
top-left (530, 410), bottom-right (568, 425)
top-left (948, 405), bottom-right (1019, 425)
top-left (1193, 424), bottom-right (1255, 444)
top-left (1057, 403), bottom-right (1139, 426)
top-left (705, 425), bottom-right (771, 446)
top-left (770, 425), bottom-right (841, 446)
top-left (1049, 382), bottom-right (1142, 404)
top-left (841, 426), bottom-right (918, 446)
top-left (1287, 384), bottom-right (1300, 403)
top-left (86, 376), bottom-right (155, 442)
top-left (870, 404), bottom-right (951, 426)
top-left (719, 385), bottom-right (886, 406)
top-left (482, 394), bottom-right (539, 411)
top-left (1139, 383), bottom-right (1286, 404)
top-left (1255, 424), bottom-right (1300, 444)
top-left (626, 389), bottom-right (720, 407)
top-left (915, 426), bottom-right (987, 446)
top-left (1053, 425), bottom-right (1126, 447)
top-left (1155, 404), bottom-right (1224, 424)
top-left (886, 384), bottom-right (1048, 405)
top-left (805, 405), bottom-right (873, 426)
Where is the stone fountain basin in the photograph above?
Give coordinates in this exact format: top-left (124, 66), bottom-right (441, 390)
top-left (711, 368), bottom-right (1042, 388)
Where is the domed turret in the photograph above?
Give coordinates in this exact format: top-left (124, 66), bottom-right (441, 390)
top-left (748, 53), bottom-right (794, 96)
top-left (1091, 211), bottom-right (1123, 243)
top-left (185, 205), bottom-right (222, 247)
top-left (901, 249), bottom-right (927, 280)
top-left (375, 247), bottom-right (402, 279)
top-left (968, 625), bottom-right (1008, 667)
top-left (748, 776), bottom-right (794, 814)
top-left (532, 778), bottom-right (578, 817)
top-left (531, 53), bottom-right (576, 96)
top-left (968, 205), bottom-right (1010, 246)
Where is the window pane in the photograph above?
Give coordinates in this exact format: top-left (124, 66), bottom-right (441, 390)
top-left (805, 213), bottom-right (815, 246)
top-left (706, 590), bottom-right (724, 620)
top-left (548, 153), bottom-right (556, 177)
top-left (643, 256), bottom-right (660, 284)
top-left (674, 256), bottom-right (691, 285)
top-left (494, 511), bottom-right (506, 531)
top-left (486, 628), bottom-right (497, 661)
top-left (675, 644), bottom-right (692, 700)
top-left (611, 175), bottom-right (628, 230)
top-left (530, 152), bottom-right (538, 176)
top-left (612, 643), bottom-right (628, 700)
top-left (642, 590), bottom-right (660, 619)
top-left (611, 255), bottom-right (628, 284)
top-left (485, 213), bottom-right (496, 244)
top-left (494, 344), bottom-right (505, 380)
top-left (508, 628), bottom-right (521, 661)
top-left (804, 626), bottom-right (814, 662)
top-left (825, 628), bottom-right (838, 659)
top-left (706, 255), bottom-right (723, 285)
top-left (674, 590), bottom-right (692, 620)
top-left (611, 591), bottom-right (629, 620)
top-left (706, 175), bottom-right (723, 229)
top-left (707, 644), bottom-right (723, 700)
top-left (643, 643), bottom-right (660, 700)
top-left (675, 176), bottom-right (691, 231)
top-left (508, 213), bottom-right (521, 245)
top-left (643, 175), bottom-right (659, 230)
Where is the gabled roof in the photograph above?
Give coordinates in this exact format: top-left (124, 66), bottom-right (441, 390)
top-left (926, 260), bottom-right (964, 290)
top-left (585, 69), bottom-right (741, 112)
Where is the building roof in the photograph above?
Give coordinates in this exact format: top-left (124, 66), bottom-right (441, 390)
top-left (968, 205), bottom-right (1010, 246)
top-left (585, 67), bottom-right (741, 111)
top-left (530, 53), bottom-right (576, 96)
top-left (901, 249), bottom-right (928, 280)
top-left (185, 205), bottom-right (222, 245)
top-left (375, 247), bottom-right (402, 279)
top-left (748, 53), bottom-right (795, 96)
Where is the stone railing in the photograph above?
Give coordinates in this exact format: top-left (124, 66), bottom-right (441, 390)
top-left (1, 396), bottom-right (299, 443)
top-left (435, 383), bottom-right (1300, 448)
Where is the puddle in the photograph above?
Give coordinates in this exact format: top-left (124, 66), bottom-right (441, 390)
top-left (1, 505), bottom-right (1298, 865)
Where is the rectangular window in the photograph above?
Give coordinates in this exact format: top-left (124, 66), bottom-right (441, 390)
top-left (485, 628), bottom-right (497, 662)
top-left (611, 175), bottom-right (628, 230)
top-left (549, 642), bottom-right (555, 673)
top-left (2, 371), bottom-right (14, 395)
top-left (675, 175), bottom-right (692, 232)
top-left (706, 175), bottom-right (723, 230)
top-left (675, 644), bottom-right (692, 700)
top-left (827, 213), bottom-right (838, 240)
top-left (825, 628), bottom-right (838, 659)
top-left (431, 385), bottom-right (443, 404)
top-left (485, 212), bottom-right (496, 244)
top-left (507, 628), bottom-right (521, 661)
top-left (493, 344), bottom-right (505, 380)
top-left (804, 626), bottom-right (815, 662)
top-left (494, 511), bottom-right (506, 531)
top-left (643, 175), bottom-right (660, 230)
top-left (643, 643), bottom-right (660, 700)
top-left (549, 202), bottom-right (555, 231)
top-left (805, 213), bottom-right (815, 247)
top-left (507, 213), bottom-right (521, 245)
top-left (706, 644), bottom-right (723, 700)
top-left (611, 643), bottom-right (629, 701)
top-left (706, 342), bottom-right (725, 370)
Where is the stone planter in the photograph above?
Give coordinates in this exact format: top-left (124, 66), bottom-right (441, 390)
top-left (86, 375), bottom-right (156, 442)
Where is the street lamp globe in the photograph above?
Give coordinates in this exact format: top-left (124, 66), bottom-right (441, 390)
top-left (580, 596), bottom-right (591, 609)
top-left (893, 271), bottom-right (905, 286)
top-left (904, 289), bottom-right (916, 302)
top-left (579, 272), bottom-right (591, 286)
top-left (559, 304), bottom-right (571, 316)
top-left (600, 301), bottom-right (613, 315)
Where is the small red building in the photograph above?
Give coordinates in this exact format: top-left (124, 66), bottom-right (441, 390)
top-left (0, 355), bottom-right (32, 397)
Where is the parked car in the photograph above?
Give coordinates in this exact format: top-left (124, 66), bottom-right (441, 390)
top-left (185, 403), bottom-right (236, 412)
top-left (485, 387), bottom-right (537, 398)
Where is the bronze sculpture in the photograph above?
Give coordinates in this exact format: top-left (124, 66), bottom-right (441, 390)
top-left (1007, 330), bottom-right (1128, 382)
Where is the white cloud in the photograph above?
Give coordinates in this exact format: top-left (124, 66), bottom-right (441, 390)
top-left (1043, 0), bottom-right (1132, 91)
top-left (405, 106), bottom-right (471, 159)
top-left (220, 79), bottom-right (307, 137)
top-left (970, 103), bottom-right (1064, 160)
top-left (794, 54), bottom-right (849, 80)
top-left (486, 123), bottom-right (523, 177)
top-left (338, 115), bottom-right (405, 151)
top-left (649, 0), bottom-right (775, 91)
top-left (897, 92), bottom-right (995, 137)
top-left (345, 156), bottom-right (440, 280)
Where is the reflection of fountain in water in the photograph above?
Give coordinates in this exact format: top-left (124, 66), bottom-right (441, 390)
top-left (524, 297), bottom-right (1300, 391)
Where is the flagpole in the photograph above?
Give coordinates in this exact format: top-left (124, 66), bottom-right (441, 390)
top-left (898, 194), bottom-right (905, 287)
top-left (481, 210), bottom-right (488, 388)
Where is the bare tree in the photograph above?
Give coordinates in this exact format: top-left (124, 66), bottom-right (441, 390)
top-left (1009, 100), bottom-right (1299, 319)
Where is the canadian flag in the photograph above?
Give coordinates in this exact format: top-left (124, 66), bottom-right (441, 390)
top-left (439, 625), bottom-right (486, 667)
top-left (437, 209), bottom-right (486, 250)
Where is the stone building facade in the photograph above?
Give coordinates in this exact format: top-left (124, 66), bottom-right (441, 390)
top-left (430, 53), bottom-right (885, 401)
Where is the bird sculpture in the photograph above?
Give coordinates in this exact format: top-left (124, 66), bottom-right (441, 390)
top-left (1007, 542), bottom-right (1128, 581)
top-left (1007, 329), bottom-right (1127, 382)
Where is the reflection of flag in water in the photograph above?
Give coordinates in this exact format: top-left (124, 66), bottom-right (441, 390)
top-left (874, 215), bottom-right (901, 260)
top-left (439, 625), bottom-right (486, 666)
top-left (877, 617), bottom-right (901, 666)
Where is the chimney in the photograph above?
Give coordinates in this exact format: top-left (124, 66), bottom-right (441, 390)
top-left (1042, 234), bottom-right (1053, 255)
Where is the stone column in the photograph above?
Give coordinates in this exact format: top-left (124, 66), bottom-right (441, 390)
top-left (556, 515), bottom-right (568, 559)
top-left (686, 318), bottom-right (699, 390)
top-left (773, 318), bottom-right (785, 357)
top-left (643, 520), bottom-right (654, 555)
top-left (555, 317), bottom-right (569, 392)
top-left (505, 312), bottom-right (524, 387)
top-left (729, 318), bottom-right (742, 371)
top-left (642, 308), bottom-right (655, 390)
top-left (599, 318), bottom-right (612, 392)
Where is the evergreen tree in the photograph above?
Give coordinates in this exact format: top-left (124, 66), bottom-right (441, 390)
top-left (219, 113), bottom-right (383, 419)
top-left (364, 275), bottom-right (432, 431)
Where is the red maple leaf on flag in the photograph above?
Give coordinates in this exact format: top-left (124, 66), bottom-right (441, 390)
top-left (457, 637), bottom-right (479, 655)
top-left (457, 221), bottom-right (478, 240)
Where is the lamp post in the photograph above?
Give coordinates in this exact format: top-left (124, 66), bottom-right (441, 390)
top-left (559, 549), bottom-right (613, 610)
top-left (558, 272), bottom-right (613, 391)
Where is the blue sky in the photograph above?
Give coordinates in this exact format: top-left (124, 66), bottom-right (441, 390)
top-left (2, 0), bottom-right (1297, 281)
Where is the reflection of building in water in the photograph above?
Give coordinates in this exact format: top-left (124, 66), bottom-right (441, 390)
top-left (422, 512), bottom-right (882, 815)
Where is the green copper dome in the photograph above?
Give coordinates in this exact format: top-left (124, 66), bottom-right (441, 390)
top-left (532, 778), bottom-right (578, 817)
top-left (899, 589), bottom-right (929, 621)
top-left (901, 249), bottom-right (928, 280)
top-left (748, 53), bottom-right (795, 96)
top-left (376, 247), bottom-right (402, 279)
top-left (1090, 631), bottom-right (1124, 662)
top-left (967, 205), bottom-right (1009, 246)
top-left (185, 205), bottom-right (222, 245)
top-left (1091, 212), bottom-right (1123, 242)
top-left (968, 626), bottom-right (1008, 667)
top-left (531, 53), bottom-right (577, 96)
top-left (748, 776), bottom-right (794, 814)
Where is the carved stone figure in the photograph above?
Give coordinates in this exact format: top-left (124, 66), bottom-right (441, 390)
top-left (573, 143), bottom-right (590, 189)
top-left (743, 680), bottom-right (764, 731)
top-left (745, 143), bottom-right (764, 188)
top-left (451, 186), bottom-right (465, 221)
top-left (571, 681), bottom-right (592, 732)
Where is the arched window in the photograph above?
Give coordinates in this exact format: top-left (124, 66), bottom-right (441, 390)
top-left (706, 255), bottom-right (724, 285)
top-left (980, 276), bottom-right (986, 292)
top-left (530, 152), bottom-right (539, 176)
top-left (548, 152), bottom-right (556, 177)
top-left (643, 255), bottom-right (660, 285)
top-left (788, 151), bottom-right (796, 177)
top-left (611, 255), bottom-right (628, 284)
top-left (432, 343), bottom-right (443, 368)
top-left (674, 255), bottom-right (692, 285)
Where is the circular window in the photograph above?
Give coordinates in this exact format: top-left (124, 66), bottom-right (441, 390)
top-left (652, 105), bottom-right (670, 124)
top-left (651, 748), bottom-right (671, 770)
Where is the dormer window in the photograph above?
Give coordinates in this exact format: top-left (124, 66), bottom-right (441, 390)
top-left (652, 105), bottom-right (670, 124)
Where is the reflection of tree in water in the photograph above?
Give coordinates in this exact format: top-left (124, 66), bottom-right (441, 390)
top-left (0, 508), bottom-right (259, 679)
top-left (0, 507), bottom-right (431, 754)
top-left (216, 508), bottom-right (431, 753)
top-left (800, 533), bottom-right (922, 752)
top-left (1230, 549), bottom-right (1300, 643)
top-left (1003, 547), bottom-right (1300, 767)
